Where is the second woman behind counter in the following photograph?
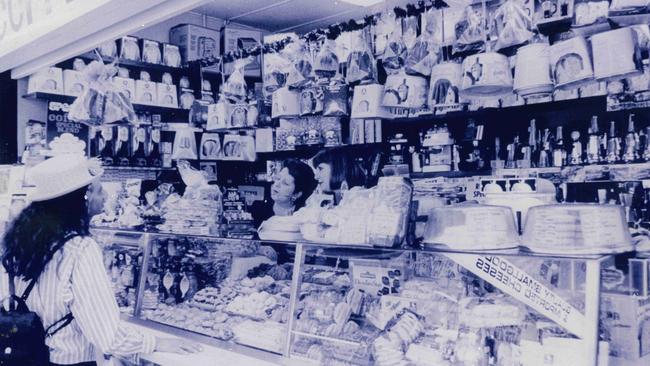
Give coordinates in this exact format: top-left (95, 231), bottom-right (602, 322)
top-left (252, 159), bottom-right (316, 227)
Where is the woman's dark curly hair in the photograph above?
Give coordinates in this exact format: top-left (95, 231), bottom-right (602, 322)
top-left (283, 159), bottom-right (316, 210)
top-left (2, 187), bottom-right (89, 281)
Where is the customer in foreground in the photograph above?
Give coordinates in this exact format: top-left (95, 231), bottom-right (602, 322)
top-left (0, 155), bottom-right (201, 366)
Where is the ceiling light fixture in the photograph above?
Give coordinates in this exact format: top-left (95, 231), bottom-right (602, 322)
top-left (339, 0), bottom-right (385, 6)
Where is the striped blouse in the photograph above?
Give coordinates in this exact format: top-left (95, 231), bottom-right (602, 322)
top-left (0, 236), bottom-right (156, 364)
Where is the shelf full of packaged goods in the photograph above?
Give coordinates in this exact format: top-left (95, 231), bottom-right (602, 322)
top-left (75, 52), bottom-right (187, 74)
top-left (386, 96), bottom-right (609, 125)
top-left (258, 143), bottom-right (387, 158)
top-left (23, 92), bottom-right (188, 116)
top-left (410, 170), bottom-right (492, 180)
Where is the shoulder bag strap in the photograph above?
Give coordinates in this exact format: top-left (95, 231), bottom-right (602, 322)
top-left (45, 312), bottom-right (74, 338)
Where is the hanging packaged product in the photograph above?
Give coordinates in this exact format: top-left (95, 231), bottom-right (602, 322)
top-left (550, 35), bottom-right (594, 89)
top-left (285, 40), bottom-right (313, 88)
top-left (229, 102), bottom-right (249, 128)
top-left (373, 12), bottom-right (400, 57)
top-left (422, 7), bottom-right (465, 46)
top-left (201, 80), bottom-right (215, 104)
top-left (382, 29), bottom-right (408, 75)
top-left (514, 42), bottom-right (554, 97)
top-left (200, 133), bottom-right (222, 160)
top-left (405, 35), bottom-right (439, 77)
top-left (63, 59), bottom-right (88, 97)
top-left (493, 0), bottom-right (535, 50)
top-left (262, 50), bottom-right (289, 101)
top-left (461, 51), bottom-right (513, 97)
top-left (221, 134), bottom-right (256, 161)
top-left (591, 27), bottom-right (643, 81)
top-left (382, 71), bottom-right (428, 109)
top-left (429, 61), bottom-right (465, 113)
top-left (27, 67), bottom-right (64, 95)
top-left (157, 73), bottom-right (178, 108)
top-left (171, 128), bottom-right (198, 160)
top-left (135, 71), bottom-right (158, 106)
top-left (323, 79), bottom-right (349, 116)
top-left (453, 5), bottom-right (488, 54)
top-left (223, 58), bottom-right (251, 103)
top-left (346, 32), bottom-right (377, 84)
top-left (314, 39), bottom-right (339, 79)
top-left (351, 84), bottom-right (393, 119)
top-left (299, 83), bottom-right (324, 116)
top-left (67, 60), bottom-right (136, 126)
top-left (272, 87), bottom-right (300, 118)
top-left (302, 117), bottom-right (322, 145)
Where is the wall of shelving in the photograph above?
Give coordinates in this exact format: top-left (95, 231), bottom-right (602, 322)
top-left (14, 11), bottom-right (268, 157)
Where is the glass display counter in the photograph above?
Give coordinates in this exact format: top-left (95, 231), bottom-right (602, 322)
top-left (90, 228), bottom-right (610, 366)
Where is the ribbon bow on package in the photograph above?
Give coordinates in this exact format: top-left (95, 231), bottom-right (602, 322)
top-left (68, 60), bottom-right (136, 126)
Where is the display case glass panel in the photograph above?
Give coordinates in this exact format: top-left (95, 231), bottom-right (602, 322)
top-left (136, 233), bottom-right (295, 354)
top-left (288, 245), bottom-right (605, 366)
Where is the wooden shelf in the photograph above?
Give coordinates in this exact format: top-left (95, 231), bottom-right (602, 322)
top-left (23, 92), bottom-right (187, 116)
top-left (76, 53), bottom-right (186, 74)
top-left (410, 170), bottom-right (490, 179)
top-left (387, 96), bottom-right (608, 125)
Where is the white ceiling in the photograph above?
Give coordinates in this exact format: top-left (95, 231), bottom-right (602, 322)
top-left (193, 0), bottom-right (416, 33)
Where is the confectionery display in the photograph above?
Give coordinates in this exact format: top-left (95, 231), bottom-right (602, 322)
top-left (17, 1), bottom-right (650, 365)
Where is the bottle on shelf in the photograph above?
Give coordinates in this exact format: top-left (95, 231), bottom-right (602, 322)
top-left (538, 128), bottom-right (551, 168)
top-left (552, 126), bottom-right (565, 167)
top-left (642, 126), bottom-right (650, 162)
top-left (526, 119), bottom-right (537, 168)
top-left (131, 124), bottom-right (148, 167)
top-left (606, 121), bottom-right (621, 164)
top-left (114, 125), bottom-right (131, 166)
top-left (99, 125), bottom-right (115, 166)
top-left (148, 123), bottom-right (163, 167)
top-left (506, 136), bottom-right (518, 169)
top-left (569, 131), bottom-right (583, 165)
top-left (586, 116), bottom-right (601, 164)
top-left (623, 114), bottom-right (639, 163)
top-left (491, 137), bottom-right (505, 169)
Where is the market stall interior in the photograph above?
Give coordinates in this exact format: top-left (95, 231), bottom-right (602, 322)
top-left (5, 0), bottom-right (650, 365)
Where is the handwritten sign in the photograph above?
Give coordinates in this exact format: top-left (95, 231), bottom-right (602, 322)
top-left (445, 253), bottom-right (586, 338)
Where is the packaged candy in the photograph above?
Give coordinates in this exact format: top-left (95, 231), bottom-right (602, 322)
top-left (200, 133), bottom-right (222, 160)
top-left (382, 29), bottom-right (407, 75)
top-left (262, 50), bottom-right (289, 101)
top-left (493, 0), bottom-right (535, 50)
top-left (315, 39), bottom-right (339, 79)
top-left (300, 83), bottom-right (325, 116)
top-left (98, 40), bottom-right (117, 59)
top-left (323, 79), bottom-right (349, 116)
top-left (346, 32), bottom-right (376, 84)
top-left (171, 128), bottom-right (198, 160)
top-left (454, 5), bottom-right (487, 54)
top-left (223, 57), bottom-right (251, 103)
top-left (405, 35), bottom-right (439, 77)
top-left (285, 40), bottom-right (313, 88)
top-left (373, 13), bottom-right (400, 57)
top-left (574, 0), bottom-right (609, 26)
top-left (68, 60), bottom-right (136, 126)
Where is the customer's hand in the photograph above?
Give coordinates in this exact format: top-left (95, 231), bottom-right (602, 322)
top-left (155, 337), bottom-right (203, 354)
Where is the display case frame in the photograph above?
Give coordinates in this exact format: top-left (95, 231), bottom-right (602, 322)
top-left (91, 227), bottom-right (609, 365)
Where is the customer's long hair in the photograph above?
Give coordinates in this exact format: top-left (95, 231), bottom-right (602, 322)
top-left (2, 187), bottom-right (90, 281)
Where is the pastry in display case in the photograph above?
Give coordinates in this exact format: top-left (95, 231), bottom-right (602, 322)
top-left (288, 246), bottom-right (605, 366)
top-left (92, 229), bottom-right (146, 316)
top-left (134, 233), bottom-right (295, 354)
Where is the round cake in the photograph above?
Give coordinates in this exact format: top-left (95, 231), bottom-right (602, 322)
top-left (423, 204), bottom-right (520, 251)
top-left (521, 204), bottom-right (634, 255)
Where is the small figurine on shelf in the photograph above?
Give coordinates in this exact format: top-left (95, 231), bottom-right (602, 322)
top-left (538, 129), bottom-right (552, 168)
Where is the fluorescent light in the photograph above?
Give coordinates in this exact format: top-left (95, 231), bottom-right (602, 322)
top-left (339, 0), bottom-right (385, 6)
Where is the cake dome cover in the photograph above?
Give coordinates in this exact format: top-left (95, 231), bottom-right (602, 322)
top-left (423, 204), bottom-right (520, 251)
top-left (521, 204), bottom-right (633, 255)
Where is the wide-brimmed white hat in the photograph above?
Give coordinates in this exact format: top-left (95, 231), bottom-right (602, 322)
top-left (27, 155), bottom-right (104, 202)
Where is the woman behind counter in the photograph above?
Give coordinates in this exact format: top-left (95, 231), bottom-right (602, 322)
top-left (252, 159), bottom-right (316, 227)
top-left (308, 146), bottom-right (366, 207)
